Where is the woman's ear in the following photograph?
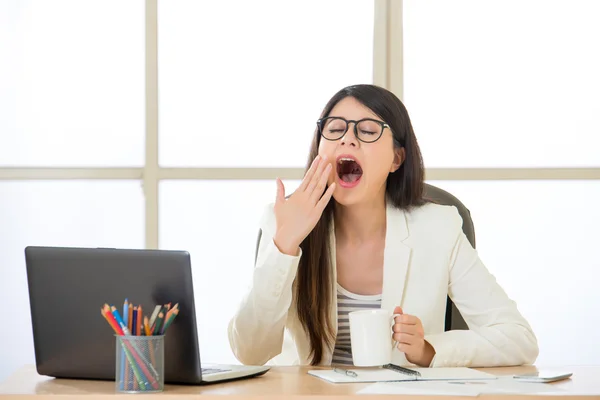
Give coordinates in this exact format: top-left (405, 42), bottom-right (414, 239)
top-left (390, 147), bottom-right (405, 173)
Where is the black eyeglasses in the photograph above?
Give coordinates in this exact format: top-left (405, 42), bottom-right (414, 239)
top-left (317, 117), bottom-right (390, 143)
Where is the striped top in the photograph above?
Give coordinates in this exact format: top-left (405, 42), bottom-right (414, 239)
top-left (331, 283), bottom-right (382, 366)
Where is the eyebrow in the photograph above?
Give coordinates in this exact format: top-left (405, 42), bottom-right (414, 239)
top-left (328, 116), bottom-right (381, 122)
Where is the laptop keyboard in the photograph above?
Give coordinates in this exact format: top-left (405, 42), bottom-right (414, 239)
top-left (202, 367), bottom-right (230, 375)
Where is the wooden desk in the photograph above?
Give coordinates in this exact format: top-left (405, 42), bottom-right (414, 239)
top-left (1, 365), bottom-right (598, 399)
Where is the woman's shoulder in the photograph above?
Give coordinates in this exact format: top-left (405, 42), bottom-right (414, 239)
top-left (406, 201), bottom-right (462, 219)
top-left (402, 201), bottom-right (463, 236)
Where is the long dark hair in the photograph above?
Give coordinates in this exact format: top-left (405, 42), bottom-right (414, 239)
top-left (296, 84), bottom-right (425, 365)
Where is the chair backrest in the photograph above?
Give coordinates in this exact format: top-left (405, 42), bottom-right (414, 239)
top-left (253, 183), bottom-right (473, 331)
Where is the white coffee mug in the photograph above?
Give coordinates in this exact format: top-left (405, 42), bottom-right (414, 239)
top-left (348, 309), bottom-right (401, 366)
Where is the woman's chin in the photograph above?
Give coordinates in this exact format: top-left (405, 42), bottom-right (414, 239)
top-left (332, 187), bottom-right (365, 207)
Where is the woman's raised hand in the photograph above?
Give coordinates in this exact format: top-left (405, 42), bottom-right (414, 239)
top-left (273, 155), bottom-right (336, 256)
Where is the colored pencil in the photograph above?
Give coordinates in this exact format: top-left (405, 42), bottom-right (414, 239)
top-left (148, 305), bottom-right (161, 329)
top-left (143, 316), bottom-right (151, 336)
top-left (161, 303), bottom-right (178, 334)
top-left (136, 307), bottom-right (141, 335)
top-left (110, 306), bottom-right (131, 335)
top-left (101, 307), bottom-right (122, 335)
top-left (132, 307), bottom-right (138, 336)
top-left (164, 303), bottom-right (179, 322)
top-left (143, 316), bottom-right (156, 366)
top-left (128, 305), bottom-right (133, 331)
top-left (123, 301), bottom-right (129, 325)
top-left (131, 307), bottom-right (138, 390)
top-left (162, 306), bottom-right (170, 332)
top-left (127, 305), bottom-right (133, 389)
top-left (137, 305), bottom-right (143, 337)
top-left (122, 300), bottom-right (129, 389)
top-left (152, 312), bottom-right (164, 336)
top-left (160, 308), bottom-right (179, 334)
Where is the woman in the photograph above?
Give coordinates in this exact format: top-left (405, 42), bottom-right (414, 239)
top-left (228, 84), bottom-right (538, 368)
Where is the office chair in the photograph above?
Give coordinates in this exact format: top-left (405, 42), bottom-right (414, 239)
top-left (253, 183), bottom-right (472, 331)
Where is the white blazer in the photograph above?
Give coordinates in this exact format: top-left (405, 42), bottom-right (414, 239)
top-left (228, 201), bottom-right (539, 368)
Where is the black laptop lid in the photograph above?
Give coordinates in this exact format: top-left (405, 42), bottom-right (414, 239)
top-left (24, 246), bottom-right (203, 384)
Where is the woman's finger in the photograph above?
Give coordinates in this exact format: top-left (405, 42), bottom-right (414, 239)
top-left (305, 155), bottom-right (328, 195)
top-left (398, 314), bottom-right (419, 325)
top-left (396, 342), bottom-right (411, 354)
top-left (315, 183), bottom-right (336, 213)
top-left (393, 332), bottom-right (416, 345)
top-left (275, 178), bottom-right (285, 204)
top-left (298, 155), bottom-right (321, 192)
top-left (310, 162), bottom-right (332, 204)
top-left (392, 323), bottom-right (417, 334)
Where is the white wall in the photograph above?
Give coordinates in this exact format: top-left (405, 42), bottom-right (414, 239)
top-left (0, 181), bottom-right (145, 381)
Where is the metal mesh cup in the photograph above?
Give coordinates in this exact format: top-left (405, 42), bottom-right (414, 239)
top-left (115, 335), bottom-right (164, 393)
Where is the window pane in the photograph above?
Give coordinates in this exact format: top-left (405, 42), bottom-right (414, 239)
top-left (404, 0), bottom-right (600, 167)
top-left (0, 0), bottom-right (144, 166)
top-left (0, 181), bottom-right (144, 381)
top-left (158, 0), bottom-right (374, 167)
top-left (426, 180), bottom-right (600, 366)
top-left (159, 179), bottom-right (301, 364)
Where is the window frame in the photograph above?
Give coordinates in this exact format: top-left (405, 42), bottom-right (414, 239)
top-left (0, 0), bottom-right (598, 249)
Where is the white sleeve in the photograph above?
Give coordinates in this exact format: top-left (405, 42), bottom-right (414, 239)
top-left (227, 203), bottom-right (302, 365)
top-left (425, 208), bottom-right (539, 367)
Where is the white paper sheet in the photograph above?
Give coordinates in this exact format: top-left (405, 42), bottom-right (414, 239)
top-left (357, 378), bottom-right (571, 396)
top-left (357, 381), bottom-right (481, 396)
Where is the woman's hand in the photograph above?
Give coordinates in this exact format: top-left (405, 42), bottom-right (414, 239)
top-left (392, 306), bottom-right (436, 367)
top-left (273, 155), bottom-right (336, 256)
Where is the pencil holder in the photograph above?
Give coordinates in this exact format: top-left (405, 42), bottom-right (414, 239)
top-left (115, 335), bottom-right (165, 393)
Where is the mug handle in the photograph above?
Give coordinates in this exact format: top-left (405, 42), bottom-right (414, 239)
top-left (390, 313), bottom-right (402, 350)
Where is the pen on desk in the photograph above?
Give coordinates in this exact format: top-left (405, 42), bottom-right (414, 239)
top-left (334, 368), bottom-right (358, 378)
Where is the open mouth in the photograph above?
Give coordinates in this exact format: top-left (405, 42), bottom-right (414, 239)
top-left (337, 157), bottom-right (363, 186)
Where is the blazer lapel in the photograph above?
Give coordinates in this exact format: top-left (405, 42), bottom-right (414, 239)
top-left (381, 204), bottom-right (412, 313)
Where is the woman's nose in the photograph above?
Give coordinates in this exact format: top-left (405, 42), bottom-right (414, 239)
top-left (340, 124), bottom-right (359, 147)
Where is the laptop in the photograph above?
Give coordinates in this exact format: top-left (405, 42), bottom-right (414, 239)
top-left (24, 246), bottom-right (269, 384)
